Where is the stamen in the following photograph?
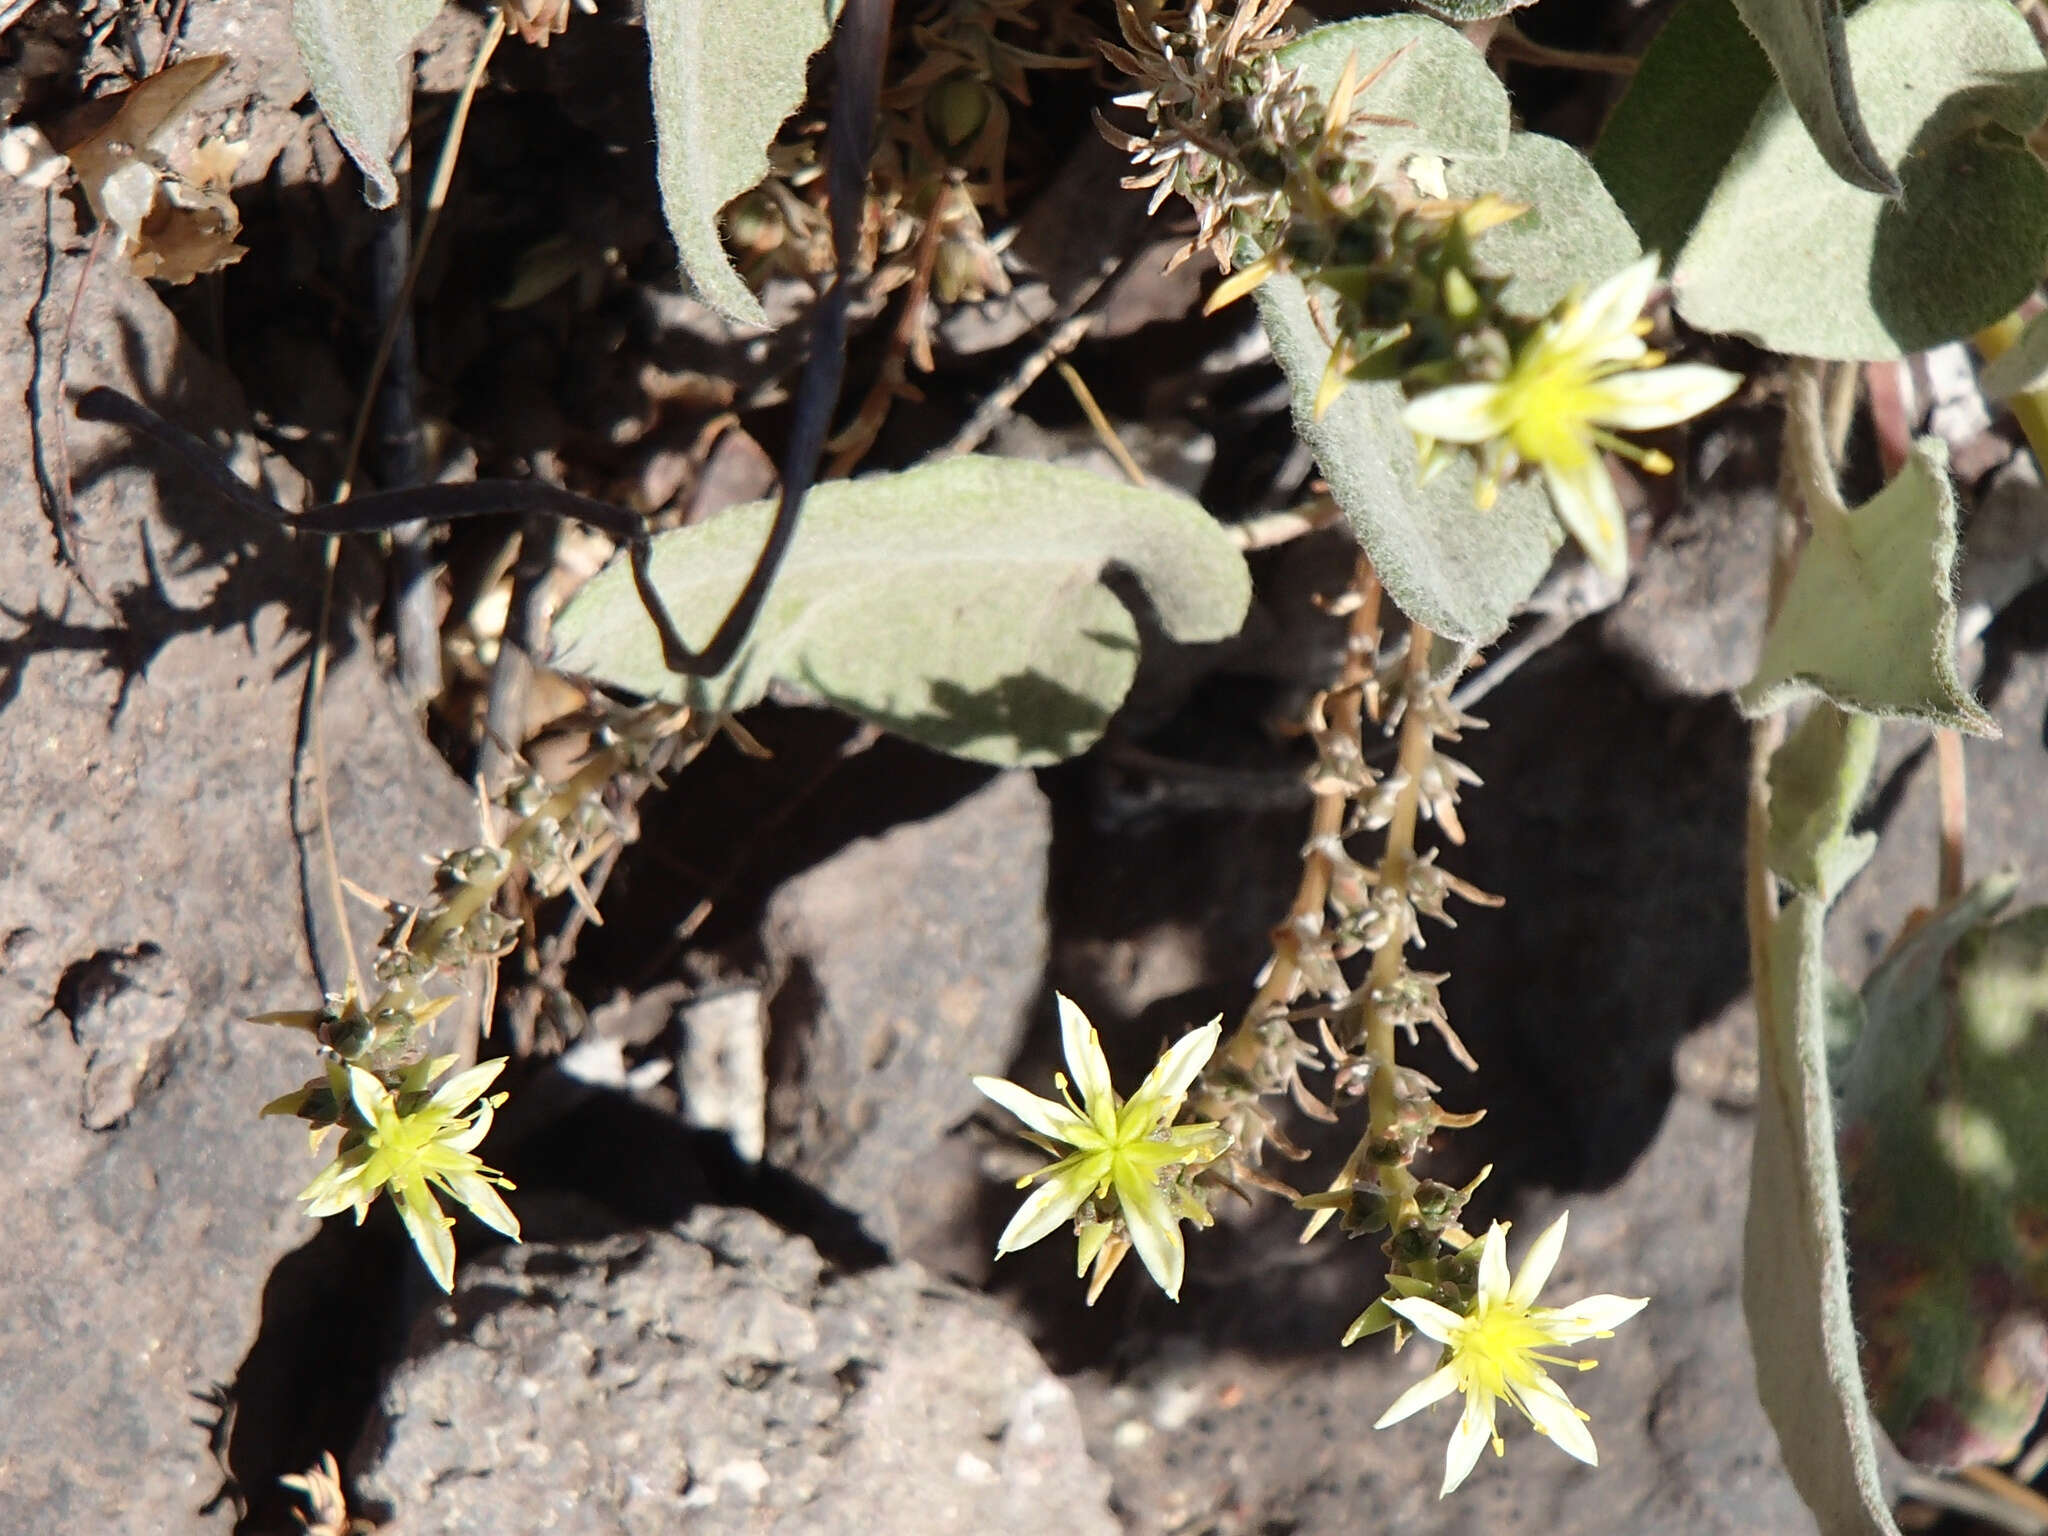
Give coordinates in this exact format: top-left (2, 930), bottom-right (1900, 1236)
top-left (1588, 430), bottom-right (1675, 475)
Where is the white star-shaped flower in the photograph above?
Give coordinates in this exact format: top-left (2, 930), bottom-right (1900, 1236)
top-left (974, 995), bottom-right (1229, 1302)
top-left (1372, 1211), bottom-right (1648, 1496)
top-left (1403, 254), bottom-right (1741, 580)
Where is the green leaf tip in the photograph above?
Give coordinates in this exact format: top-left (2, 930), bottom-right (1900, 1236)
top-left (646, 0), bottom-right (840, 326)
top-left (1739, 438), bottom-right (1998, 737)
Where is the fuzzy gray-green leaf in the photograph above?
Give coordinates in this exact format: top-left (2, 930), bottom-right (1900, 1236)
top-left (1729, 0), bottom-right (1897, 195)
top-left (646, 0), bottom-right (838, 327)
top-left (1447, 131), bottom-right (1641, 320)
top-left (1740, 438), bottom-right (1997, 735)
top-left (549, 458), bottom-right (1250, 767)
top-left (291, 0), bottom-right (446, 208)
top-left (1746, 894), bottom-right (1900, 1536)
top-left (1279, 16), bottom-right (1510, 166)
top-left (1673, 0), bottom-right (2048, 359)
top-left (1593, 0), bottom-right (1776, 263)
top-left (1257, 273), bottom-right (1559, 646)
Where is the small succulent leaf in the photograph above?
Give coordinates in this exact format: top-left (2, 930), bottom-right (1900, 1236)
top-left (1671, 0), bottom-right (2048, 360)
top-left (1739, 438), bottom-right (1998, 736)
top-left (1745, 894), bottom-right (1902, 1536)
top-left (1593, 0), bottom-right (1778, 264)
top-left (1765, 703), bottom-right (1880, 903)
top-left (1279, 16), bottom-right (1512, 165)
top-left (646, 0), bottom-right (840, 327)
top-left (290, 0), bottom-right (447, 209)
top-left (1728, 0), bottom-right (1898, 196)
top-left (1258, 272), bottom-right (1559, 645)
top-left (550, 458), bottom-right (1251, 767)
top-left (1444, 131), bottom-right (1642, 320)
top-left (1978, 308), bottom-right (2048, 401)
top-left (1837, 880), bottom-right (2044, 1467)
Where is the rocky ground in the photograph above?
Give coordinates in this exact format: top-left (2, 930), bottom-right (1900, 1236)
top-left (6, 3), bottom-right (2048, 1535)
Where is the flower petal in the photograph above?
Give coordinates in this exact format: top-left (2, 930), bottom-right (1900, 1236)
top-left (1114, 1159), bottom-right (1187, 1301)
top-left (1553, 254), bottom-right (1658, 358)
top-left (1374, 1363), bottom-right (1458, 1427)
top-left (1475, 1220), bottom-right (1512, 1309)
top-left (440, 1097), bottom-right (495, 1154)
top-left (1056, 994), bottom-right (1119, 1132)
top-left (345, 1065), bottom-right (393, 1126)
top-left (1401, 382), bottom-right (1509, 446)
top-left (974, 1075), bottom-right (1092, 1144)
top-left (1126, 1020), bottom-right (1221, 1123)
top-left (425, 1056), bottom-right (508, 1115)
top-left (1509, 1211), bottom-right (1569, 1308)
top-left (1588, 363), bottom-right (1742, 431)
top-left (993, 1170), bottom-right (1091, 1257)
top-left (1542, 452), bottom-right (1629, 582)
top-left (1541, 1292), bottom-right (1649, 1342)
top-left (1441, 1394), bottom-right (1494, 1497)
top-left (440, 1169), bottom-right (521, 1239)
top-left (1520, 1371), bottom-right (1599, 1466)
top-left (396, 1179), bottom-right (457, 1292)
top-left (1383, 1295), bottom-right (1467, 1345)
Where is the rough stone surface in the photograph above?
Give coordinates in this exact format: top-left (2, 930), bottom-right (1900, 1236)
top-left (0, 182), bottom-right (473, 1532)
top-left (1078, 1093), bottom-right (1810, 1536)
top-left (761, 769), bottom-right (1051, 1264)
top-left (353, 1209), bottom-right (1119, 1536)
top-left (1600, 481), bottom-right (1775, 699)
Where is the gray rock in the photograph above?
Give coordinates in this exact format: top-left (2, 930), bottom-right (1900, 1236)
top-left (0, 181), bottom-right (474, 1532)
top-left (1600, 482), bottom-right (1775, 698)
top-left (761, 770), bottom-right (1050, 1264)
top-left (1082, 1092), bottom-right (1811, 1536)
top-left (353, 1210), bottom-right (1119, 1536)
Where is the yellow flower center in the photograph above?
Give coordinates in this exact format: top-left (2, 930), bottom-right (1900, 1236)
top-left (1451, 1303), bottom-right (1558, 1404)
top-left (1493, 354), bottom-right (1604, 472)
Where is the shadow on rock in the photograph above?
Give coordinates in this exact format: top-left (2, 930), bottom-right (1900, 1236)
top-left (987, 624), bottom-right (1752, 1366)
top-left (225, 1080), bottom-right (884, 1535)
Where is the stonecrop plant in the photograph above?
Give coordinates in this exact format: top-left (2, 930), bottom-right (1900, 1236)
top-left (145, 0), bottom-right (2048, 1527)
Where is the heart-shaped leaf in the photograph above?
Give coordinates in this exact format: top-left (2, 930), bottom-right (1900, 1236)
top-left (292, 0), bottom-right (447, 209)
top-left (646, 0), bottom-right (839, 327)
top-left (1740, 438), bottom-right (1997, 735)
top-left (1670, 0), bottom-right (2048, 359)
top-left (550, 457), bottom-right (1250, 767)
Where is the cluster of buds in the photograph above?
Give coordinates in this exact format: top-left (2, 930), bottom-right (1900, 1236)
top-left (254, 706), bottom-right (695, 1289)
top-left (735, 0), bottom-right (1102, 311)
top-left (1104, 0), bottom-right (1742, 578)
